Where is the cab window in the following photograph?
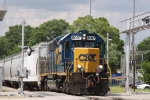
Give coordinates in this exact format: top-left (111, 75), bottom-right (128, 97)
top-left (85, 42), bottom-right (94, 47)
top-left (73, 42), bottom-right (82, 47)
top-left (97, 42), bottom-right (103, 49)
top-left (65, 41), bottom-right (70, 50)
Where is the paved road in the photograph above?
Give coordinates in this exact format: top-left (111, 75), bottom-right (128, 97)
top-left (0, 91), bottom-right (150, 100)
top-left (1, 86), bottom-right (150, 100)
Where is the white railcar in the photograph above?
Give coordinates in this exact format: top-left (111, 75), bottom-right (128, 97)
top-left (0, 42), bottom-right (49, 89)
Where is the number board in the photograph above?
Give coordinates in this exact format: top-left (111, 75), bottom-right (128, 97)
top-left (71, 35), bottom-right (82, 40)
top-left (87, 36), bottom-right (96, 40)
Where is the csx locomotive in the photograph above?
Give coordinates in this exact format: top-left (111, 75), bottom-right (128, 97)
top-left (0, 30), bottom-right (111, 96)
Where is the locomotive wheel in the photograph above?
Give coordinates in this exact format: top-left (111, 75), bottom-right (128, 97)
top-left (44, 78), bottom-right (49, 90)
top-left (40, 78), bottom-right (48, 91)
top-left (24, 83), bottom-right (31, 90)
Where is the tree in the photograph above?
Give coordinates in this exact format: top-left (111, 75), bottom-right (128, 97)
top-left (137, 37), bottom-right (150, 83)
top-left (137, 37), bottom-right (150, 61)
top-left (28, 19), bottom-right (69, 46)
top-left (0, 36), bottom-right (10, 58)
top-left (4, 25), bottom-right (34, 56)
top-left (139, 61), bottom-right (150, 84)
top-left (109, 43), bottom-right (122, 73)
top-left (69, 15), bottom-right (124, 73)
top-left (137, 37), bottom-right (150, 51)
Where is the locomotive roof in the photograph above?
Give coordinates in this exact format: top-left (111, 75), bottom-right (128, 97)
top-left (58, 31), bottom-right (104, 44)
top-left (50, 30), bottom-right (105, 45)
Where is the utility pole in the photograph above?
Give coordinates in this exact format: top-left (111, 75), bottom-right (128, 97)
top-left (125, 18), bottom-right (131, 93)
top-left (18, 20), bottom-right (26, 94)
top-left (21, 20), bottom-right (25, 91)
top-left (106, 33), bottom-right (112, 72)
top-left (107, 33), bottom-right (109, 66)
top-left (89, 0), bottom-right (91, 16)
top-left (132, 0), bottom-right (136, 92)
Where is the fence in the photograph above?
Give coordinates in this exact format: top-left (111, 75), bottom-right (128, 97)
top-left (110, 76), bottom-right (133, 87)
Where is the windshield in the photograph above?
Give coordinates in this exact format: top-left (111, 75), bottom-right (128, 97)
top-left (84, 42), bottom-right (94, 47)
top-left (73, 42), bottom-right (82, 47)
top-left (73, 41), bottom-right (95, 47)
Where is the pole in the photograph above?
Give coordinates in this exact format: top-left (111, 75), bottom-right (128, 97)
top-left (21, 20), bottom-right (25, 90)
top-left (3, 0), bottom-right (7, 9)
top-left (89, 0), bottom-right (91, 16)
top-left (18, 20), bottom-right (25, 94)
top-left (132, 0), bottom-right (135, 92)
top-left (125, 18), bottom-right (130, 93)
top-left (0, 67), bottom-right (2, 92)
top-left (107, 33), bottom-right (109, 66)
top-left (141, 54), bottom-right (143, 69)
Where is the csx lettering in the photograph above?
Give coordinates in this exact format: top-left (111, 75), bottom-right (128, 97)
top-left (78, 54), bottom-right (96, 61)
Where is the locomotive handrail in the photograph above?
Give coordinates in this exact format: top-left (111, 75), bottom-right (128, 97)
top-left (64, 58), bottom-right (70, 82)
top-left (107, 63), bottom-right (112, 82)
top-left (103, 58), bottom-right (112, 82)
top-left (95, 58), bottom-right (112, 81)
top-left (64, 58), bottom-right (70, 67)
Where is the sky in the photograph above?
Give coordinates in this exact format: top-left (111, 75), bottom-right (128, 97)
top-left (0, 0), bottom-right (150, 45)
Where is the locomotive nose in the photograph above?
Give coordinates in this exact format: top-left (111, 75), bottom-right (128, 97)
top-left (74, 48), bottom-right (99, 72)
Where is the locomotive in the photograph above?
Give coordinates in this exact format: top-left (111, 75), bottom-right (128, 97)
top-left (0, 30), bottom-right (111, 96)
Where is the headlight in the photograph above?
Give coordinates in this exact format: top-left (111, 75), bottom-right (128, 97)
top-left (77, 64), bottom-right (82, 69)
top-left (83, 36), bottom-right (86, 40)
top-left (96, 72), bottom-right (99, 77)
top-left (83, 34), bottom-right (86, 36)
top-left (98, 65), bottom-right (103, 69)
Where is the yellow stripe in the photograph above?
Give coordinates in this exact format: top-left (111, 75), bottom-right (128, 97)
top-left (40, 72), bottom-right (66, 76)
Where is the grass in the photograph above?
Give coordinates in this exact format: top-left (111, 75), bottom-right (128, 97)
top-left (109, 86), bottom-right (150, 93)
top-left (2, 89), bottom-right (10, 92)
top-left (2, 86), bottom-right (15, 92)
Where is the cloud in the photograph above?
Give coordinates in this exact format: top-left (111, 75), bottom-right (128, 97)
top-left (1, 0), bottom-right (150, 44)
top-left (0, 0), bottom-right (130, 26)
top-left (0, 0), bottom-right (131, 36)
top-left (6, 0), bottom-right (88, 11)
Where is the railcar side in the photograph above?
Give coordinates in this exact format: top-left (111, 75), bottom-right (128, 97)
top-left (0, 43), bottom-right (49, 89)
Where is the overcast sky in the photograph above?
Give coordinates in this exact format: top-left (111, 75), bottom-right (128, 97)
top-left (0, 0), bottom-right (150, 45)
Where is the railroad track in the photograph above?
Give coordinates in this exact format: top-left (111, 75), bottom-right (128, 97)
top-left (2, 86), bottom-right (150, 100)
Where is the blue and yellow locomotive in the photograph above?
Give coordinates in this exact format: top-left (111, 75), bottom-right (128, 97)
top-left (40, 30), bottom-right (110, 95)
